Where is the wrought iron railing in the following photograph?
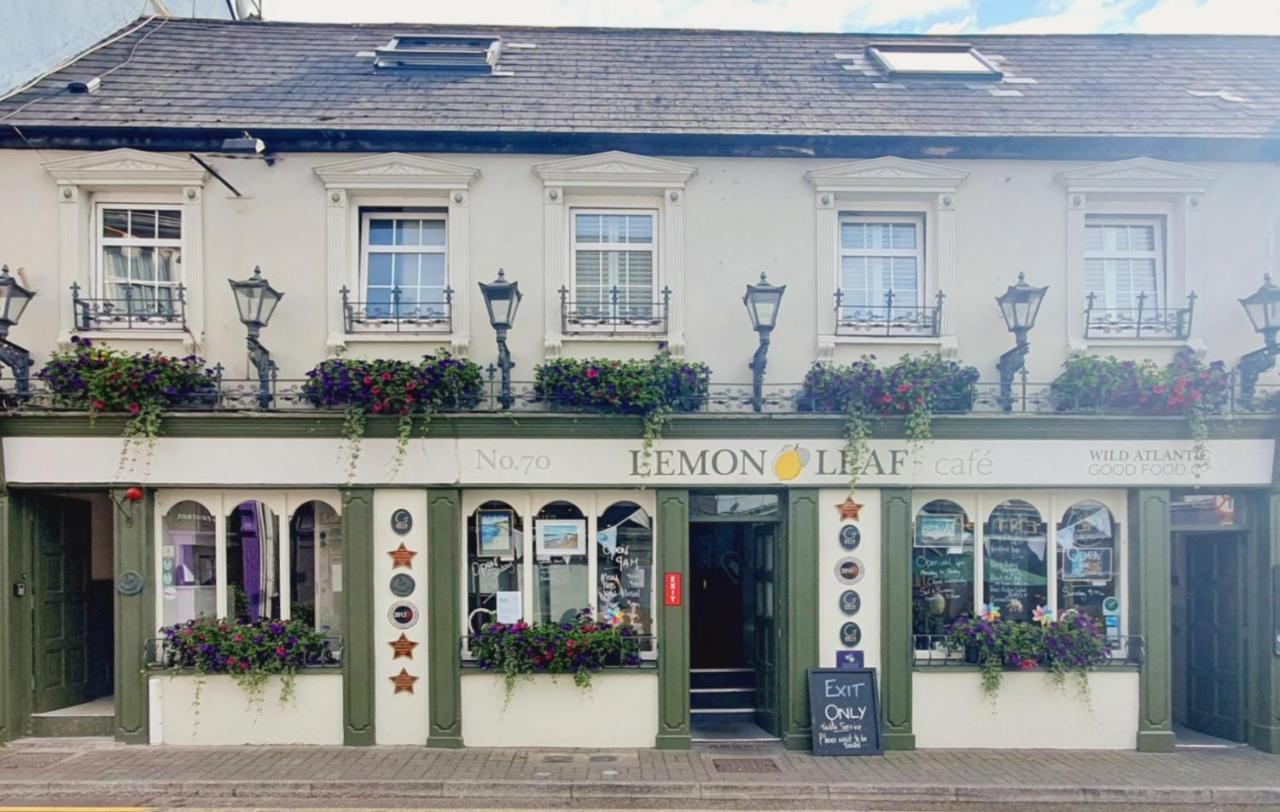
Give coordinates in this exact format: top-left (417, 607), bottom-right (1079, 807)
top-left (912, 633), bottom-right (1144, 668)
top-left (143, 635), bottom-right (343, 669)
top-left (560, 286), bottom-right (670, 335)
top-left (340, 286), bottom-right (452, 333)
top-left (835, 289), bottom-right (943, 337)
top-left (71, 282), bottom-right (187, 331)
top-left (1084, 291), bottom-right (1195, 340)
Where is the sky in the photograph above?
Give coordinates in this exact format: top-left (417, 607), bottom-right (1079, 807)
top-left (260, 0), bottom-right (1280, 35)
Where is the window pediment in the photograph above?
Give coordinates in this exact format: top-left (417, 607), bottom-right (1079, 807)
top-left (44, 148), bottom-right (207, 187)
top-left (533, 150), bottom-right (696, 188)
top-left (313, 152), bottom-right (480, 190)
top-left (1061, 157), bottom-right (1216, 195)
top-left (806, 156), bottom-right (969, 194)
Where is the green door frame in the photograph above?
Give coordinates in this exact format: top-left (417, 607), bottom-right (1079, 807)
top-left (1, 491), bottom-right (31, 743)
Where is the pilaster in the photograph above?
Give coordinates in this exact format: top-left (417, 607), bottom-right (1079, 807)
top-left (426, 488), bottom-right (464, 748)
top-left (341, 488), bottom-right (376, 745)
top-left (1131, 488), bottom-right (1175, 752)
top-left (880, 488), bottom-right (915, 750)
top-left (655, 489), bottom-right (690, 749)
top-left (781, 488), bottom-right (819, 749)
top-left (113, 487), bottom-right (153, 744)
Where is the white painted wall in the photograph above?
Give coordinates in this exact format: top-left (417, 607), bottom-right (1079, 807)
top-left (913, 670), bottom-right (1139, 749)
top-left (147, 673), bottom-right (343, 745)
top-left (460, 671), bottom-right (658, 747)
top-left (0, 149), bottom-right (1276, 388)
top-left (373, 489), bottom-right (430, 744)
top-left (819, 488), bottom-right (880, 673)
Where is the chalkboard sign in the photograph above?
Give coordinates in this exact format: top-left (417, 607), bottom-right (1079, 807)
top-left (808, 668), bottom-right (881, 756)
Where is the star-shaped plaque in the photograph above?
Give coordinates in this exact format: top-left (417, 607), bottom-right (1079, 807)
top-left (836, 498), bottom-right (863, 521)
top-left (390, 668), bottom-right (419, 694)
top-left (389, 633), bottom-right (418, 660)
top-left (389, 543), bottom-right (417, 569)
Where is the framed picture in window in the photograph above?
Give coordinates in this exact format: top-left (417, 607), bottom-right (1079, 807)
top-left (478, 509), bottom-right (515, 556)
top-left (536, 518), bottom-right (587, 558)
top-left (916, 515), bottom-right (964, 549)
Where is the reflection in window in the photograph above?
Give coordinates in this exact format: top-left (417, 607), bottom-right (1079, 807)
top-left (161, 500), bottom-right (216, 626)
top-left (983, 499), bottom-right (1047, 623)
top-left (597, 502), bottom-right (654, 651)
top-left (1057, 501), bottom-right (1117, 631)
top-left (534, 501), bottom-right (589, 624)
top-left (466, 501), bottom-right (523, 634)
top-left (227, 500), bottom-right (280, 621)
top-left (688, 493), bottom-right (779, 520)
top-left (290, 501), bottom-right (342, 633)
top-left (912, 499), bottom-right (974, 645)
top-left (1170, 493), bottom-right (1235, 527)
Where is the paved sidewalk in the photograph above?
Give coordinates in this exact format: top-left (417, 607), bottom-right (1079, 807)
top-left (2, 737), bottom-right (1280, 809)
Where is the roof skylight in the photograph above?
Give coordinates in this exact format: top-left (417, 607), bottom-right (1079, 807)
top-left (868, 44), bottom-right (1001, 79)
top-left (373, 35), bottom-right (503, 72)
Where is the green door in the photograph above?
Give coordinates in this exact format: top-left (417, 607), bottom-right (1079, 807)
top-left (31, 496), bottom-right (93, 714)
top-left (752, 522), bottom-right (780, 736)
top-left (1185, 534), bottom-right (1247, 742)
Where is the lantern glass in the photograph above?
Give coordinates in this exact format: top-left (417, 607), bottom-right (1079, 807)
top-left (1240, 275), bottom-right (1280, 335)
top-left (228, 267), bottom-right (282, 330)
top-left (0, 268), bottom-right (34, 330)
top-left (995, 273), bottom-right (1047, 333)
top-left (744, 273), bottom-right (786, 332)
top-left (479, 270), bottom-right (522, 330)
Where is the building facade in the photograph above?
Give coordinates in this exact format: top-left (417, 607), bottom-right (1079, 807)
top-left (0, 19), bottom-right (1278, 752)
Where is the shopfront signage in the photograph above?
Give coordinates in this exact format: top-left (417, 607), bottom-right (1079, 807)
top-left (388, 600), bottom-right (418, 630)
top-left (390, 509), bottom-right (413, 535)
top-left (808, 668), bottom-right (881, 756)
top-left (835, 557), bottom-right (864, 586)
top-left (664, 572), bottom-right (682, 606)
top-left (839, 590), bottom-right (861, 616)
top-left (839, 524), bottom-right (861, 550)
top-left (839, 622), bottom-right (862, 647)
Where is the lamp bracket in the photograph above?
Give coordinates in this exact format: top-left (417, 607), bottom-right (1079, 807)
top-left (108, 492), bottom-right (135, 527)
top-left (0, 337), bottom-right (32, 395)
top-left (1238, 343), bottom-right (1280, 404)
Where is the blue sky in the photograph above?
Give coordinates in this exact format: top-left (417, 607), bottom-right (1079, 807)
top-left (265, 0), bottom-right (1280, 35)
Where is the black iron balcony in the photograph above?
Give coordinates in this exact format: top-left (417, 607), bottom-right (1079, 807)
top-left (560, 285), bottom-right (670, 336)
top-left (341, 286), bottom-right (452, 333)
top-left (1084, 291), bottom-right (1195, 340)
top-left (835, 289), bottom-right (943, 337)
top-left (71, 282), bottom-right (187, 331)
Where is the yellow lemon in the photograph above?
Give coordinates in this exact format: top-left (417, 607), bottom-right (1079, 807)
top-left (773, 446), bottom-right (804, 481)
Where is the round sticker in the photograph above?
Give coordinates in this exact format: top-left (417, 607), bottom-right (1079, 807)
top-left (1102, 596), bottom-right (1121, 615)
top-left (388, 600), bottom-right (418, 630)
top-left (839, 589), bottom-right (861, 616)
top-left (116, 570), bottom-right (144, 596)
top-left (390, 573), bottom-right (416, 598)
top-left (839, 524), bottom-right (861, 551)
top-left (162, 586), bottom-right (177, 601)
top-left (391, 509), bottom-right (413, 535)
top-left (834, 556), bottom-right (865, 586)
top-left (839, 621), bottom-right (862, 647)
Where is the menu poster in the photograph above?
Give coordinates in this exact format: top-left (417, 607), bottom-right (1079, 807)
top-left (597, 525), bottom-right (652, 633)
top-left (912, 549), bottom-right (973, 635)
top-left (984, 539), bottom-right (1047, 621)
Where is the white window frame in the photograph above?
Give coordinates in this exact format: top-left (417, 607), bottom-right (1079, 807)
top-left (356, 211), bottom-right (450, 331)
top-left (1083, 214), bottom-right (1166, 312)
top-left (94, 203), bottom-right (186, 323)
top-left (567, 207), bottom-right (661, 333)
top-left (459, 489), bottom-right (658, 661)
top-left (910, 490), bottom-right (1128, 662)
top-left (838, 213), bottom-right (926, 313)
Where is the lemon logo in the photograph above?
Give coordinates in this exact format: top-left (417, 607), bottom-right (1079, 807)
top-left (772, 445), bottom-right (810, 481)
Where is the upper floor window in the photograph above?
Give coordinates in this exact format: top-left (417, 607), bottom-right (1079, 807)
top-left (837, 214), bottom-right (939, 336)
top-left (81, 205), bottom-right (186, 330)
top-left (1084, 216), bottom-right (1163, 311)
top-left (344, 211), bottom-right (450, 333)
top-left (563, 209), bottom-right (667, 334)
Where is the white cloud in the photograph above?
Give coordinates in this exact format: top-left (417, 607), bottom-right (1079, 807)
top-left (1132, 0), bottom-right (1280, 34)
top-left (262, 0), bottom-right (972, 32)
top-left (982, 0), bottom-right (1140, 34)
top-left (925, 13), bottom-right (977, 34)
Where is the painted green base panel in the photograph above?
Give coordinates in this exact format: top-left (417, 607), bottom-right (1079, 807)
top-left (782, 733), bottom-right (810, 750)
top-left (1136, 731), bottom-right (1176, 752)
top-left (655, 734), bottom-right (691, 750)
top-left (31, 714), bottom-right (114, 737)
top-left (882, 732), bottom-right (916, 751)
top-left (426, 736), bottom-right (465, 749)
top-left (1250, 725), bottom-right (1280, 754)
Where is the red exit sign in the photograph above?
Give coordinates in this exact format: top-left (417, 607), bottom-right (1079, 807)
top-left (664, 572), bottom-right (682, 606)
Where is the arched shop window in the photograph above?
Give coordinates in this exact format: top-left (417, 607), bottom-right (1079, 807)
top-left (466, 501), bottom-right (524, 634)
top-left (912, 499), bottom-right (974, 647)
top-left (161, 500), bottom-right (216, 626)
top-left (983, 499), bottom-right (1048, 623)
top-left (227, 500), bottom-right (281, 622)
top-left (1056, 500), bottom-right (1117, 626)
top-left (533, 500), bottom-right (589, 624)
top-left (289, 500), bottom-right (342, 634)
top-left (597, 501), bottom-right (654, 651)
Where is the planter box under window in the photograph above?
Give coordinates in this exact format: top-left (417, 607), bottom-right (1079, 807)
top-left (147, 672), bottom-right (343, 745)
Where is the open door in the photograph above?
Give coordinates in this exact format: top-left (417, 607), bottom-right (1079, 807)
top-left (752, 522), bottom-right (780, 736)
top-left (31, 496), bottom-right (93, 714)
top-left (1185, 534), bottom-right (1247, 742)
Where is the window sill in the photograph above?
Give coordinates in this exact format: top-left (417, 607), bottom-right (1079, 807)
top-left (912, 662), bottom-right (1139, 673)
top-left (1072, 337), bottom-right (1203, 354)
top-left (62, 329), bottom-right (195, 351)
top-left (820, 333), bottom-right (958, 358)
top-left (329, 331), bottom-right (469, 354)
top-left (561, 332), bottom-right (669, 342)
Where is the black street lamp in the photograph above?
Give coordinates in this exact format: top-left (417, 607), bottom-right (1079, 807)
top-left (228, 266), bottom-right (283, 409)
top-left (478, 269), bottom-right (522, 409)
top-left (995, 272), bottom-right (1048, 412)
top-left (0, 265), bottom-right (35, 395)
top-left (743, 272), bottom-right (786, 412)
top-left (1238, 274), bottom-right (1280, 402)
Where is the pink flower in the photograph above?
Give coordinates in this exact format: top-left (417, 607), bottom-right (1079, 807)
top-left (128, 403), bottom-right (140, 415)
top-left (275, 646), bottom-right (286, 656)
top-left (233, 633), bottom-right (244, 643)
top-left (586, 367), bottom-right (599, 380)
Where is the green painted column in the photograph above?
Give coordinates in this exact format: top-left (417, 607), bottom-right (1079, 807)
top-left (0, 491), bottom-right (18, 743)
top-left (113, 488), bottom-right (153, 744)
top-left (655, 489), bottom-right (690, 750)
top-left (880, 488), bottom-right (915, 751)
top-left (426, 488), bottom-right (463, 748)
top-left (341, 488), bottom-right (376, 746)
top-left (781, 489), bottom-right (819, 750)
top-left (1248, 486), bottom-right (1280, 753)
top-left (1131, 489), bottom-right (1175, 753)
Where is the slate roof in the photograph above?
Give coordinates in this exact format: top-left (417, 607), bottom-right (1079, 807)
top-left (1, 18), bottom-right (1279, 144)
